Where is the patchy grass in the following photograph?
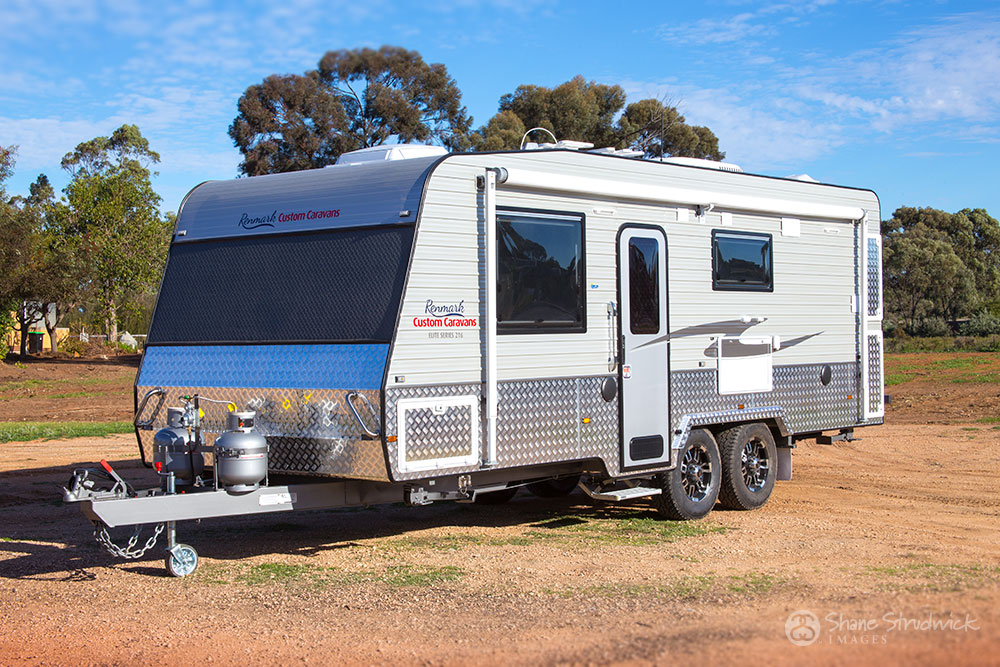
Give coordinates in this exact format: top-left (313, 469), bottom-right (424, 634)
top-left (546, 572), bottom-right (784, 601)
top-left (726, 572), bottom-right (781, 595)
top-left (0, 378), bottom-right (51, 392)
top-left (222, 562), bottom-right (363, 587)
top-left (522, 514), bottom-right (728, 547)
top-left (884, 352), bottom-right (1000, 386)
top-left (236, 562), bottom-right (320, 585)
top-left (383, 534), bottom-right (485, 552)
top-left (47, 391), bottom-right (108, 400)
top-left (0, 376), bottom-right (121, 395)
top-left (0, 421), bottom-right (134, 443)
top-left (201, 561), bottom-right (463, 589)
top-left (381, 565), bottom-right (465, 587)
top-left (951, 373), bottom-right (1000, 384)
top-left (927, 357), bottom-right (992, 370)
top-left (381, 514), bottom-right (727, 552)
top-left (976, 416), bottom-right (1000, 424)
top-left (864, 563), bottom-right (1000, 594)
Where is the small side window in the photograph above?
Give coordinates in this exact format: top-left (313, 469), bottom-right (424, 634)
top-left (497, 209), bottom-right (586, 333)
top-left (712, 230), bottom-right (773, 292)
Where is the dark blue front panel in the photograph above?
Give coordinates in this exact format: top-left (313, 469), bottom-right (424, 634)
top-left (138, 344), bottom-right (388, 390)
top-left (175, 157), bottom-right (438, 242)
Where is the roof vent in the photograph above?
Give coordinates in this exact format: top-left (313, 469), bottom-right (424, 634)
top-left (590, 147), bottom-right (645, 158)
top-left (658, 156), bottom-right (743, 173)
top-left (334, 144), bottom-right (448, 166)
top-left (786, 173), bottom-right (818, 182)
top-left (523, 139), bottom-right (595, 151)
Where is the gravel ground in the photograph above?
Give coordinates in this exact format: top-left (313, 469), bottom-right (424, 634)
top-left (1, 419), bottom-right (998, 666)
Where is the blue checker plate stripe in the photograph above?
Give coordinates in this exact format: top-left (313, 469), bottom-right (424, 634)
top-left (138, 344), bottom-right (388, 390)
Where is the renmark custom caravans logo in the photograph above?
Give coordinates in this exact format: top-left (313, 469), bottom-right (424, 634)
top-left (239, 208), bottom-right (341, 230)
top-left (413, 300), bottom-right (478, 328)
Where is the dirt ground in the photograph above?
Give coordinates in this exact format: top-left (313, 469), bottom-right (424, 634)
top-left (0, 355), bottom-right (139, 423)
top-left (0, 353), bottom-right (998, 666)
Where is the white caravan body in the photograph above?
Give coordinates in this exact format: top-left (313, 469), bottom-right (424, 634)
top-left (135, 149), bottom-right (884, 485)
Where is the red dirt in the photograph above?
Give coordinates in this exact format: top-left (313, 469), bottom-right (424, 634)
top-left (0, 355), bottom-right (139, 422)
top-left (0, 353), bottom-right (997, 665)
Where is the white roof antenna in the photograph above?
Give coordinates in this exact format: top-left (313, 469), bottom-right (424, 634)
top-left (520, 127), bottom-right (558, 150)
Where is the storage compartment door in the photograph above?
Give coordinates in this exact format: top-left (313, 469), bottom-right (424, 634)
top-left (397, 396), bottom-right (480, 473)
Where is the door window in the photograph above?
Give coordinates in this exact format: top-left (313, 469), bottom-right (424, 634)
top-left (628, 236), bottom-right (660, 334)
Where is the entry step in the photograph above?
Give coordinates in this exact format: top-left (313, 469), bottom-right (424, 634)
top-left (587, 486), bottom-right (662, 502)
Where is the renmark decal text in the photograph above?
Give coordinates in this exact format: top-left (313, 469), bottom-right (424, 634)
top-left (414, 299), bottom-right (478, 327)
top-left (239, 208), bottom-right (340, 230)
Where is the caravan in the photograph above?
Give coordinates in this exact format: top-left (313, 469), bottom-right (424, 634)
top-left (65, 144), bottom-right (884, 576)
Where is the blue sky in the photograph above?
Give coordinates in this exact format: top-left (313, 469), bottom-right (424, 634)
top-left (1, 0), bottom-right (998, 220)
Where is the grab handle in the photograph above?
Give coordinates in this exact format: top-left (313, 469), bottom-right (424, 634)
top-left (345, 391), bottom-right (381, 438)
top-left (134, 387), bottom-right (166, 430)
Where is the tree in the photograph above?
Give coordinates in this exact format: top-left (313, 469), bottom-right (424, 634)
top-left (493, 76), bottom-right (625, 149)
top-left (468, 110), bottom-right (526, 152)
top-left (0, 168), bottom-right (84, 356)
top-left (883, 206), bottom-right (1000, 329)
top-left (62, 125), bottom-right (170, 343)
top-left (617, 98), bottom-right (724, 160)
top-left (230, 46), bottom-right (472, 176)
top-left (0, 144), bottom-right (25, 357)
top-left (0, 144), bottom-right (15, 188)
top-left (25, 176), bottom-right (85, 353)
top-left (471, 76), bottom-right (724, 160)
top-left (228, 74), bottom-right (354, 176)
top-left (882, 221), bottom-right (971, 331)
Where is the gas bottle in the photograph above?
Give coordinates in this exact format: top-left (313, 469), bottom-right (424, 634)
top-left (215, 411), bottom-right (268, 493)
top-left (153, 407), bottom-right (203, 485)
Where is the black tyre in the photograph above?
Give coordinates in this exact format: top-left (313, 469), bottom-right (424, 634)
top-left (653, 428), bottom-right (721, 520)
top-left (474, 487), bottom-right (518, 504)
top-left (526, 474), bottom-right (581, 498)
top-left (717, 422), bottom-right (777, 510)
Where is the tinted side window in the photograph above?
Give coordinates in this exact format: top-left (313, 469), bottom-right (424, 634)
top-left (497, 210), bottom-right (585, 332)
top-left (629, 237), bottom-right (660, 334)
top-left (712, 230), bottom-right (773, 291)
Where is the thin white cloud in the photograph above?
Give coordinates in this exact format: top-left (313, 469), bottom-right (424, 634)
top-left (658, 13), bottom-right (775, 45)
top-left (637, 9), bottom-right (1000, 170)
top-left (621, 79), bottom-right (842, 170)
top-left (657, 0), bottom-right (837, 45)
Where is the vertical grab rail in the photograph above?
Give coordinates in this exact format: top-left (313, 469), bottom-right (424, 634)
top-left (607, 301), bottom-right (619, 372)
top-left (134, 387), bottom-right (166, 430)
top-left (345, 391), bottom-right (381, 438)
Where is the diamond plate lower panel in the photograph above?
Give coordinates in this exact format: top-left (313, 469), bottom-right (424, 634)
top-left (136, 386), bottom-right (387, 481)
top-left (402, 402), bottom-right (476, 463)
top-left (385, 377), bottom-right (621, 481)
top-left (669, 362), bottom-right (860, 435)
top-left (867, 237), bottom-right (881, 317)
top-left (867, 335), bottom-right (883, 414)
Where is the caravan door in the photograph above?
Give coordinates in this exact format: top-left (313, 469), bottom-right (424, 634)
top-left (618, 226), bottom-right (670, 469)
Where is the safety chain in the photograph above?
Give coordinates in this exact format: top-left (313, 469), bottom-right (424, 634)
top-left (94, 522), bottom-right (164, 560)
